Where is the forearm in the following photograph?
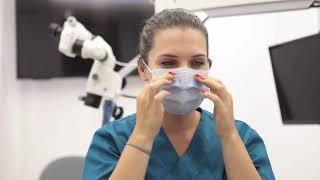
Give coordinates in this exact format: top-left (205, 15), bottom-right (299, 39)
top-left (109, 130), bottom-right (154, 180)
top-left (220, 131), bottom-right (261, 180)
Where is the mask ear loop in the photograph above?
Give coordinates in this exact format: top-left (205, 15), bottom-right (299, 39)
top-left (141, 59), bottom-right (152, 73)
top-left (141, 59), bottom-right (153, 82)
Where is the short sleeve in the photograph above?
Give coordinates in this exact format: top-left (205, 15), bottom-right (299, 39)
top-left (245, 129), bottom-right (275, 180)
top-left (82, 126), bottom-right (120, 180)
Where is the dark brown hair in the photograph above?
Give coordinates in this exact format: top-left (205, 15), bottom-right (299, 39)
top-left (138, 8), bottom-right (210, 66)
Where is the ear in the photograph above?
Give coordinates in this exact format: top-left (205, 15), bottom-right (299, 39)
top-left (137, 59), bottom-right (151, 82)
top-left (208, 58), bottom-right (212, 68)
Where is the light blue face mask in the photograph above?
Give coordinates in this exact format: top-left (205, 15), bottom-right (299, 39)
top-left (142, 60), bottom-right (209, 115)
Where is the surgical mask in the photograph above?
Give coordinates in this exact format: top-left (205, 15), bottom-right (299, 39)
top-left (142, 60), bottom-right (209, 115)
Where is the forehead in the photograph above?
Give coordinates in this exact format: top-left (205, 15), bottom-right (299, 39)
top-left (151, 27), bottom-right (207, 56)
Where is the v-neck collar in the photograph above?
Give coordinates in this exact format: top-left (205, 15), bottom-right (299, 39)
top-left (151, 108), bottom-right (205, 172)
top-left (146, 108), bottom-right (227, 179)
top-left (159, 108), bottom-right (204, 160)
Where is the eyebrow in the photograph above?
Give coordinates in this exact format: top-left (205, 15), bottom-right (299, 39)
top-left (192, 54), bottom-right (207, 58)
top-left (159, 54), bottom-right (178, 58)
top-left (159, 54), bottom-right (207, 58)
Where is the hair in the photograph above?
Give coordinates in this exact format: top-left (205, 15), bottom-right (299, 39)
top-left (138, 8), bottom-right (211, 66)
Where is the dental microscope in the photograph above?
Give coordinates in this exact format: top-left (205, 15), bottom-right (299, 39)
top-left (49, 16), bottom-right (138, 125)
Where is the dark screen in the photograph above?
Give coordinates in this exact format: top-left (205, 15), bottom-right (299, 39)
top-left (16, 0), bottom-right (154, 79)
top-left (269, 33), bottom-right (320, 124)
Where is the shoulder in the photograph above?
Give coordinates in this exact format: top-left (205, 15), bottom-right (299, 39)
top-left (93, 114), bottom-right (137, 150)
top-left (201, 108), bottom-right (258, 145)
top-left (195, 109), bottom-right (275, 179)
top-left (234, 120), bottom-right (258, 145)
top-left (101, 113), bottom-right (136, 134)
top-left (83, 115), bottom-right (137, 180)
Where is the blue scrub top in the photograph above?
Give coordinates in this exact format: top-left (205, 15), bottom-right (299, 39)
top-left (82, 108), bottom-right (275, 180)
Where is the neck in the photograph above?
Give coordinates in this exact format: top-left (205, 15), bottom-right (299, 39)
top-left (162, 110), bottom-right (201, 134)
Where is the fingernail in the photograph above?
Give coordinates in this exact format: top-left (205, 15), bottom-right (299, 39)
top-left (195, 74), bottom-right (205, 80)
top-left (168, 72), bottom-right (176, 75)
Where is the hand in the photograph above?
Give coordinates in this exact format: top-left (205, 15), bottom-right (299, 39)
top-left (134, 72), bottom-right (176, 141)
top-left (195, 74), bottom-right (237, 139)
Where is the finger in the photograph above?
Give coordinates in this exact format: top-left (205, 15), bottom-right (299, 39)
top-left (200, 90), bottom-right (223, 106)
top-left (154, 90), bottom-right (171, 104)
top-left (148, 72), bottom-right (176, 92)
top-left (150, 72), bottom-right (176, 83)
top-left (195, 74), bottom-right (223, 90)
top-left (195, 74), bottom-right (229, 101)
top-left (138, 74), bottom-right (172, 105)
top-left (210, 76), bottom-right (224, 85)
top-left (148, 78), bottom-right (173, 94)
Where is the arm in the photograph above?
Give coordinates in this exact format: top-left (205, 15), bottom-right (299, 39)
top-left (82, 124), bottom-right (156, 180)
top-left (109, 131), bottom-right (154, 180)
top-left (195, 74), bottom-right (261, 180)
top-left (82, 66), bottom-right (175, 180)
top-left (221, 130), bottom-right (261, 180)
top-left (109, 72), bottom-right (175, 180)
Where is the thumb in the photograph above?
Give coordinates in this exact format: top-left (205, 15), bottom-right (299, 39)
top-left (154, 90), bottom-right (171, 104)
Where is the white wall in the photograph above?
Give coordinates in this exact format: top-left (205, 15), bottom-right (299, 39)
top-left (202, 9), bottom-right (320, 180)
top-left (0, 0), bottom-right (118, 180)
top-left (1, 0), bottom-right (320, 179)
top-left (1, 1), bottom-right (140, 180)
top-left (0, 0), bottom-right (20, 179)
top-left (0, 0), bottom-right (3, 94)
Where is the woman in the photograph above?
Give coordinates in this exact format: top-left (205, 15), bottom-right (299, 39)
top-left (82, 9), bottom-right (275, 180)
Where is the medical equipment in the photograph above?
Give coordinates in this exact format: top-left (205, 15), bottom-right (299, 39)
top-left (49, 17), bottom-right (138, 123)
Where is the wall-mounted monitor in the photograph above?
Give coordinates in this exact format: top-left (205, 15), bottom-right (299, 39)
top-left (269, 33), bottom-right (320, 124)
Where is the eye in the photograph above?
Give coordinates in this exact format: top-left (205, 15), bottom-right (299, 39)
top-left (160, 59), bottom-right (176, 66)
top-left (192, 59), bottom-right (205, 66)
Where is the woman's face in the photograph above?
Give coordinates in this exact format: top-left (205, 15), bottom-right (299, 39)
top-left (140, 27), bottom-right (210, 80)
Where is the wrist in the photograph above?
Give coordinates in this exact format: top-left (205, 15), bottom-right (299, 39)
top-left (218, 128), bottom-right (238, 143)
top-left (129, 129), bottom-right (155, 150)
top-left (132, 126), bottom-right (159, 141)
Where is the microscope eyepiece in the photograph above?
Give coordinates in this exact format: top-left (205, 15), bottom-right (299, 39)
top-left (48, 22), bottom-right (84, 57)
top-left (48, 23), bottom-right (63, 39)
